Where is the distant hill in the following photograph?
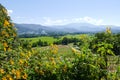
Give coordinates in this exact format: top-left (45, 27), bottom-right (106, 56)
top-left (14, 23), bottom-right (120, 35)
top-left (14, 23), bottom-right (61, 35)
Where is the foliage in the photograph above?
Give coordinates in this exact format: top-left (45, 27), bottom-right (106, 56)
top-left (54, 37), bottom-right (81, 45)
top-left (90, 28), bottom-right (120, 55)
top-left (0, 4), bottom-right (17, 51)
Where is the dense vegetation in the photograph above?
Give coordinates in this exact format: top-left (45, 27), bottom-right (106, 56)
top-left (0, 4), bottom-right (120, 80)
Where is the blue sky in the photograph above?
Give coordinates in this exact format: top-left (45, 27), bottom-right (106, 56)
top-left (0, 0), bottom-right (120, 26)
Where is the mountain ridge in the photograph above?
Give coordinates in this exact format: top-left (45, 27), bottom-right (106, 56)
top-left (14, 23), bottom-right (120, 35)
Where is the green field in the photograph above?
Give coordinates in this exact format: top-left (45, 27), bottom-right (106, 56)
top-left (21, 36), bottom-right (59, 44)
top-left (20, 34), bottom-right (81, 44)
top-left (62, 34), bottom-right (81, 38)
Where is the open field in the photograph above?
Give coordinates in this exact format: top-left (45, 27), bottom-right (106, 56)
top-left (20, 34), bottom-right (82, 44)
top-left (21, 36), bottom-right (59, 44)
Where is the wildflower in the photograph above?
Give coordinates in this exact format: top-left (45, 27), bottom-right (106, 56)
top-left (9, 77), bottom-right (13, 80)
top-left (50, 57), bottom-right (54, 61)
top-left (4, 47), bottom-right (6, 51)
top-left (0, 68), bottom-right (5, 74)
top-left (106, 27), bottom-right (111, 34)
top-left (2, 77), bottom-right (7, 80)
top-left (71, 47), bottom-right (76, 53)
top-left (27, 51), bottom-right (31, 57)
top-left (22, 73), bottom-right (27, 79)
top-left (10, 59), bottom-right (14, 65)
top-left (13, 33), bottom-right (16, 37)
top-left (15, 70), bottom-right (21, 79)
top-left (50, 44), bottom-right (58, 54)
top-left (3, 42), bottom-right (8, 47)
top-left (52, 61), bottom-right (56, 65)
top-left (11, 69), bottom-right (16, 74)
top-left (6, 74), bottom-right (13, 80)
top-left (1, 30), bottom-right (6, 35)
top-left (24, 62), bottom-right (28, 67)
top-left (19, 59), bottom-right (24, 64)
top-left (4, 20), bottom-right (9, 27)
top-left (25, 55), bottom-right (29, 59)
top-left (20, 52), bottom-right (25, 57)
top-left (7, 48), bottom-right (11, 51)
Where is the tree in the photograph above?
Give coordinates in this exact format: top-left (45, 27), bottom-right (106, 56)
top-left (62, 37), bottom-right (69, 45)
top-left (0, 4), bottom-right (17, 51)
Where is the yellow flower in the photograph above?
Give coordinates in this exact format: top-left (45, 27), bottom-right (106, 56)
top-left (1, 30), bottom-right (6, 35)
top-left (8, 48), bottom-right (11, 51)
top-left (22, 73), bottom-right (27, 79)
top-left (71, 47), bottom-right (76, 53)
top-left (6, 74), bottom-right (13, 80)
top-left (3, 42), bottom-right (8, 47)
top-left (15, 70), bottom-right (21, 79)
top-left (5, 33), bottom-right (9, 37)
top-left (10, 59), bottom-right (14, 65)
top-left (0, 68), bottom-right (5, 74)
top-left (19, 59), bottom-right (24, 64)
top-left (4, 20), bottom-right (10, 27)
top-left (20, 52), bottom-right (25, 57)
top-left (26, 55), bottom-right (29, 59)
top-left (106, 27), bottom-right (111, 34)
top-left (4, 47), bottom-right (6, 51)
top-left (9, 77), bottom-right (13, 80)
top-left (11, 69), bottom-right (16, 74)
top-left (50, 57), bottom-right (54, 61)
top-left (24, 60), bottom-right (28, 67)
top-left (2, 77), bottom-right (7, 80)
top-left (27, 51), bottom-right (31, 57)
top-left (50, 44), bottom-right (58, 54)
top-left (13, 33), bottom-right (16, 37)
top-left (52, 61), bottom-right (56, 65)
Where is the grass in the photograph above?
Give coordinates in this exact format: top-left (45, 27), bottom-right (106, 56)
top-left (57, 45), bottom-right (74, 57)
top-left (61, 34), bottom-right (81, 39)
top-left (21, 36), bottom-right (59, 44)
top-left (20, 34), bottom-right (81, 44)
top-left (33, 44), bottom-right (75, 59)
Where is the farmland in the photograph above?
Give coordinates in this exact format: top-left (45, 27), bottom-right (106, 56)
top-left (21, 36), bottom-right (58, 44)
top-left (20, 34), bottom-right (81, 44)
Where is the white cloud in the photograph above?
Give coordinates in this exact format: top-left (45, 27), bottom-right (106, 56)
top-left (7, 10), bottom-right (13, 14)
top-left (42, 17), bottom-right (69, 25)
top-left (42, 17), bottom-right (103, 26)
top-left (82, 16), bottom-right (103, 25)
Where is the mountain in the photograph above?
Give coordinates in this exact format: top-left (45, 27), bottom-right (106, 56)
top-left (14, 23), bottom-right (120, 35)
top-left (14, 23), bottom-right (61, 34)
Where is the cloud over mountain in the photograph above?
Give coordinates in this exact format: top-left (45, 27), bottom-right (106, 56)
top-left (42, 17), bottom-right (103, 26)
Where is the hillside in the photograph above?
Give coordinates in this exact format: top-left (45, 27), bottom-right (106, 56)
top-left (14, 23), bottom-right (120, 35)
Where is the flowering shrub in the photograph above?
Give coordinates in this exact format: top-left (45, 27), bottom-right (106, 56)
top-left (0, 4), bottom-right (17, 52)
